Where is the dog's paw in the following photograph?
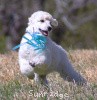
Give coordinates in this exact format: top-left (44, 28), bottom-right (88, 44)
top-left (29, 62), bottom-right (36, 67)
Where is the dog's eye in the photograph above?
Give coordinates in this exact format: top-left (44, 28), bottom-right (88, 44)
top-left (40, 20), bottom-right (44, 23)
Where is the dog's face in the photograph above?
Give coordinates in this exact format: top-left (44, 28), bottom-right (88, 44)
top-left (27, 11), bottom-right (58, 36)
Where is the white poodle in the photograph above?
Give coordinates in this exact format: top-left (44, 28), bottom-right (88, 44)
top-left (18, 11), bottom-right (86, 85)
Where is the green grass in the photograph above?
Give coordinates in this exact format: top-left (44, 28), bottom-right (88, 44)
top-left (0, 76), bottom-right (97, 100)
top-left (0, 80), bottom-right (21, 100)
top-left (0, 50), bottom-right (97, 99)
top-left (0, 35), bottom-right (6, 53)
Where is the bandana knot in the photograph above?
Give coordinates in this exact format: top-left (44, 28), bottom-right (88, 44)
top-left (12, 31), bottom-right (47, 52)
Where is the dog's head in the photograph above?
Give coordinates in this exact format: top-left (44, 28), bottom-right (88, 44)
top-left (27, 11), bottom-right (58, 36)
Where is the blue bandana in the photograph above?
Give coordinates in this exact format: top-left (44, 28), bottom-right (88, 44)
top-left (12, 31), bottom-right (47, 52)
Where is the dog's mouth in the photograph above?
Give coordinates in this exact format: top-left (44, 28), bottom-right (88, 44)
top-left (39, 28), bottom-right (48, 36)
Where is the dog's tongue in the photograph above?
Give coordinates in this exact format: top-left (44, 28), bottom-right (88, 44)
top-left (43, 31), bottom-right (48, 36)
top-left (39, 29), bottom-right (48, 36)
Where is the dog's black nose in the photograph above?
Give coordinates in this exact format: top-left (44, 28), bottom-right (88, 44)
top-left (48, 26), bottom-right (52, 31)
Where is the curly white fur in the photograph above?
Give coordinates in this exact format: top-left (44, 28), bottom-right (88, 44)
top-left (19, 11), bottom-right (86, 85)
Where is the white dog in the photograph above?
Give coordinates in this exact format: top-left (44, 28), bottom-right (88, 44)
top-left (18, 11), bottom-right (86, 85)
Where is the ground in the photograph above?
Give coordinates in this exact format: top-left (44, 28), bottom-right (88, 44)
top-left (0, 50), bottom-right (97, 100)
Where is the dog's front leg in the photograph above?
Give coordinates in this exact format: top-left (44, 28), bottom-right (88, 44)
top-left (34, 73), bottom-right (40, 83)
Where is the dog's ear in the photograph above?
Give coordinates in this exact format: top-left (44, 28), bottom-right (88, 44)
top-left (51, 19), bottom-right (58, 27)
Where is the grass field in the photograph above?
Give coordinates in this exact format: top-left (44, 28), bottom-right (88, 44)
top-left (0, 50), bottom-right (97, 100)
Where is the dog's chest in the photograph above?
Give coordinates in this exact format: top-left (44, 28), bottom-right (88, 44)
top-left (29, 47), bottom-right (53, 75)
top-left (29, 45), bottom-right (52, 64)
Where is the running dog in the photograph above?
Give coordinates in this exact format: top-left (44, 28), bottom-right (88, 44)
top-left (18, 11), bottom-right (86, 85)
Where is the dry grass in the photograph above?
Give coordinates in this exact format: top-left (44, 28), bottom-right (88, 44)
top-left (0, 50), bottom-right (97, 100)
top-left (69, 50), bottom-right (97, 82)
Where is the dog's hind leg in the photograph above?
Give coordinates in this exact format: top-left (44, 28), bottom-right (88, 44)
top-left (34, 73), bottom-right (48, 86)
top-left (40, 75), bottom-right (48, 86)
top-left (59, 57), bottom-right (86, 85)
